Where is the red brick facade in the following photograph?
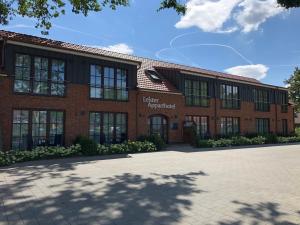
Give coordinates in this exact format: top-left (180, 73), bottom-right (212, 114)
top-left (0, 30), bottom-right (295, 151)
top-left (0, 76), bottom-right (294, 151)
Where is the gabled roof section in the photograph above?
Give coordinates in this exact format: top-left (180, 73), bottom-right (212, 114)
top-left (0, 29), bottom-right (280, 93)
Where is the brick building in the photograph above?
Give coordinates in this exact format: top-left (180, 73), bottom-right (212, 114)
top-left (0, 30), bottom-right (294, 151)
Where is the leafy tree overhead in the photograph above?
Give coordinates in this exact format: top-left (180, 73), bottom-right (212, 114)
top-left (285, 67), bottom-right (300, 112)
top-left (0, 0), bottom-right (186, 34)
top-left (0, 0), bottom-right (299, 35)
top-left (277, 0), bottom-right (300, 8)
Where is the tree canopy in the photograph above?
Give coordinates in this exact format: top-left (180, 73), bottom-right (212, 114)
top-left (0, 0), bottom-right (299, 35)
top-left (285, 67), bottom-right (300, 112)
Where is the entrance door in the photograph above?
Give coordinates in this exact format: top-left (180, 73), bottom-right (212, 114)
top-left (149, 115), bottom-right (168, 142)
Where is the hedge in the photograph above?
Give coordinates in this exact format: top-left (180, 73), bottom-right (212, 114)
top-left (0, 141), bottom-right (157, 167)
top-left (196, 135), bottom-right (300, 148)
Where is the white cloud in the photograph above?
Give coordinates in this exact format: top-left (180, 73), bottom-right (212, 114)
top-left (88, 43), bottom-right (134, 54)
top-left (101, 43), bottom-right (134, 54)
top-left (235, 0), bottom-right (284, 32)
top-left (175, 0), bottom-right (284, 33)
top-left (225, 64), bottom-right (269, 80)
top-left (175, 0), bottom-right (240, 32)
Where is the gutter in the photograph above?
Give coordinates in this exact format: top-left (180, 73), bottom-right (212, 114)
top-left (6, 40), bottom-right (141, 66)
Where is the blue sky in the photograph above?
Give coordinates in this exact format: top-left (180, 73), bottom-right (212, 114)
top-left (1, 0), bottom-right (300, 86)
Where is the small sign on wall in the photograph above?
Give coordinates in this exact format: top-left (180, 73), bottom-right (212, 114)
top-left (142, 96), bottom-right (176, 110)
top-left (171, 122), bottom-right (178, 130)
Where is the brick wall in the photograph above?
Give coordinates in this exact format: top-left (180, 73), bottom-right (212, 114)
top-left (0, 77), bottom-right (295, 151)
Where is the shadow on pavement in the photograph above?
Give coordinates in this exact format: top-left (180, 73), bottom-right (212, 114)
top-left (209, 200), bottom-right (300, 225)
top-left (0, 168), bottom-right (208, 225)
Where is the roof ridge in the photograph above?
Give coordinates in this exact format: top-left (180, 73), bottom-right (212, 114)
top-left (0, 29), bottom-right (260, 84)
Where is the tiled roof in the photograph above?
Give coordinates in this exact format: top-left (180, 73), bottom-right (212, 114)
top-left (1, 30), bottom-right (261, 93)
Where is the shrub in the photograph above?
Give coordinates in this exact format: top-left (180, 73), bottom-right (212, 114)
top-left (278, 136), bottom-right (300, 143)
top-left (74, 136), bottom-right (98, 156)
top-left (295, 127), bottom-right (300, 137)
top-left (0, 141), bottom-right (157, 167)
top-left (263, 133), bottom-right (278, 144)
top-left (137, 134), bottom-right (166, 150)
top-left (251, 136), bottom-right (266, 145)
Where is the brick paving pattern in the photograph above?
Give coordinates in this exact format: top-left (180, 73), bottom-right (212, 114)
top-left (1, 144), bottom-right (300, 225)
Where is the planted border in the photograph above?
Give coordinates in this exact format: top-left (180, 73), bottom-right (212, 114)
top-left (0, 141), bottom-right (157, 167)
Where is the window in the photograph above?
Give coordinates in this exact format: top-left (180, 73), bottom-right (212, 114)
top-left (12, 110), bottom-right (29, 150)
top-left (256, 118), bottom-right (270, 134)
top-left (90, 65), bottom-right (128, 101)
top-left (184, 79), bottom-right (209, 107)
top-left (220, 84), bottom-right (240, 109)
top-left (14, 54), bottom-right (65, 96)
top-left (32, 111), bottom-right (47, 147)
top-left (90, 65), bottom-right (102, 98)
top-left (14, 54), bottom-right (31, 93)
top-left (11, 110), bottom-right (64, 150)
top-left (116, 69), bottom-right (128, 100)
top-left (220, 117), bottom-right (240, 136)
top-left (51, 60), bottom-right (65, 96)
top-left (279, 92), bottom-right (288, 113)
top-left (282, 119), bottom-right (288, 135)
top-left (49, 111), bottom-right (64, 145)
top-left (254, 89), bottom-right (270, 112)
top-left (145, 69), bottom-right (162, 82)
top-left (185, 116), bottom-right (209, 137)
top-left (89, 112), bottom-right (127, 144)
top-left (34, 57), bottom-right (48, 94)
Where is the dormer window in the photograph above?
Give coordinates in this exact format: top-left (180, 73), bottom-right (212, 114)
top-left (145, 69), bottom-right (162, 82)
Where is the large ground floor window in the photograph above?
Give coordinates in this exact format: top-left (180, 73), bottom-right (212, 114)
top-left (148, 115), bottom-right (168, 142)
top-left (256, 118), bottom-right (270, 134)
top-left (89, 112), bottom-right (127, 144)
top-left (12, 109), bottom-right (64, 150)
top-left (185, 115), bottom-right (209, 137)
top-left (220, 117), bottom-right (240, 136)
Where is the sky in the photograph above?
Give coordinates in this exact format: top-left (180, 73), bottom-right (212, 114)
top-left (1, 0), bottom-right (300, 87)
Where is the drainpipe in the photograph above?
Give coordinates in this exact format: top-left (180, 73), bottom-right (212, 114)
top-left (214, 77), bottom-right (219, 138)
top-left (275, 88), bottom-right (278, 134)
top-left (135, 63), bottom-right (141, 140)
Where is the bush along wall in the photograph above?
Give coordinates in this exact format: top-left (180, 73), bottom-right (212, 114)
top-left (0, 140), bottom-right (157, 167)
top-left (196, 135), bottom-right (300, 148)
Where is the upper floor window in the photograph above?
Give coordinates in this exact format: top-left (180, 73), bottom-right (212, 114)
top-left (220, 117), bottom-right (240, 136)
top-left (253, 89), bottom-right (270, 112)
top-left (279, 92), bottom-right (288, 113)
top-left (14, 54), bottom-right (65, 96)
top-left (184, 79), bottom-right (209, 107)
top-left (90, 65), bottom-right (128, 101)
top-left (220, 84), bottom-right (240, 109)
top-left (15, 54), bottom-right (31, 93)
top-left (256, 118), bottom-right (270, 134)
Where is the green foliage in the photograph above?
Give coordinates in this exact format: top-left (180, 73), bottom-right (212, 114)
top-left (277, 136), bottom-right (300, 143)
top-left (285, 67), bottom-right (300, 112)
top-left (137, 134), bottom-right (166, 150)
top-left (277, 0), bottom-right (300, 8)
top-left (0, 0), bottom-right (186, 34)
top-left (195, 134), bottom-right (300, 148)
top-left (264, 133), bottom-right (279, 144)
top-left (74, 135), bottom-right (98, 156)
top-left (295, 127), bottom-right (300, 136)
top-left (0, 141), bottom-right (157, 167)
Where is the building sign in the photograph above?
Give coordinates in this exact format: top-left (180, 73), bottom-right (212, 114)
top-left (142, 96), bottom-right (176, 110)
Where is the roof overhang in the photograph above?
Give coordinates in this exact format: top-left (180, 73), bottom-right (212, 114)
top-left (180, 69), bottom-right (288, 91)
top-left (6, 40), bottom-right (141, 66)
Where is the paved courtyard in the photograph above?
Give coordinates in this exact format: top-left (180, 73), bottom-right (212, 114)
top-left (1, 144), bottom-right (300, 225)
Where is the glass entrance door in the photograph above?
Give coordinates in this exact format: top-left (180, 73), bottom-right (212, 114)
top-left (149, 115), bottom-right (168, 142)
